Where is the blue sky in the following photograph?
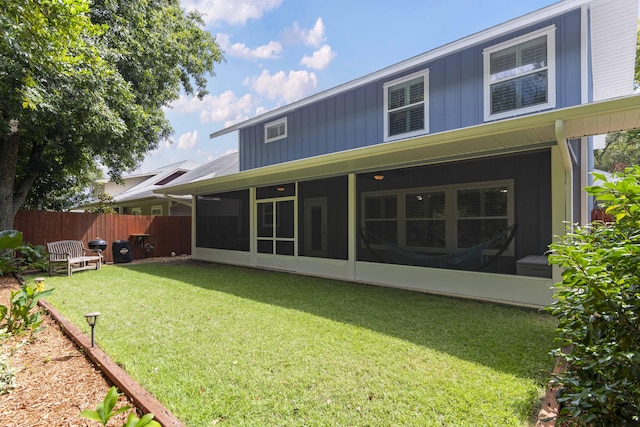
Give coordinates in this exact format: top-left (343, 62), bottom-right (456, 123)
top-left (138, 0), bottom-right (565, 172)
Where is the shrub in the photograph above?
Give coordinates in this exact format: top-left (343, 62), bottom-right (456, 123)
top-left (81, 386), bottom-right (160, 427)
top-left (0, 230), bottom-right (48, 275)
top-left (0, 278), bottom-right (54, 336)
top-left (546, 166), bottom-right (640, 426)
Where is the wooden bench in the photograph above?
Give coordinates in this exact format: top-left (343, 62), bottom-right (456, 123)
top-left (47, 240), bottom-right (102, 276)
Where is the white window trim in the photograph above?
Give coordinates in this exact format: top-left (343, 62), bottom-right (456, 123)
top-left (483, 25), bottom-right (556, 122)
top-left (151, 205), bottom-right (163, 216)
top-left (362, 179), bottom-right (515, 256)
top-left (383, 69), bottom-right (429, 142)
top-left (264, 117), bottom-right (288, 143)
top-left (131, 207), bottom-right (142, 216)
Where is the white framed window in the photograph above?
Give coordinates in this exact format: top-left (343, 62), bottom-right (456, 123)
top-left (362, 180), bottom-right (514, 256)
top-left (483, 26), bottom-right (556, 121)
top-left (383, 69), bottom-right (429, 142)
top-left (151, 205), bottom-right (163, 216)
top-left (131, 207), bottom-right (141, 216)
top-left (264, 117), bottom-right (287, 143)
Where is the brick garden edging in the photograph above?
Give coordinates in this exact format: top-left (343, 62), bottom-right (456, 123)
top-left (38, 299), bottom-right (184, 427)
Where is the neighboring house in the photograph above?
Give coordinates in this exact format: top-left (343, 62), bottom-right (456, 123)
top-left (89, 153), bottom-right (240, 216)
top-left (157, 0), bottom-right (640, 308)
top-left (90, 160), bottom-right (202, 216)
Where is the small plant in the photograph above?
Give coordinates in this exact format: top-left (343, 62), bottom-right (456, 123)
top-left (546, 166), bottom-right (640, 425)
top-left (0, 353), bottom-right (15, 395)
top-left (0, 278), bottom-right (54, 336)
top-left (81, 386), bottom-right (160, 427)
top-left (17, 243), bottom-right (48, 273)
top-left (0, 230), bottom-right (48, 275)
top-left (0, 230), bottom-right (23, 276)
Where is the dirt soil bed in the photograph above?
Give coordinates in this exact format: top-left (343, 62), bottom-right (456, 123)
top-left (0, 275), bottom-right (134, 427)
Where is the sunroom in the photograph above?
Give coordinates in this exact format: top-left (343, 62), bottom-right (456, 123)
top-left (157, 95), bottom-right (640, 308)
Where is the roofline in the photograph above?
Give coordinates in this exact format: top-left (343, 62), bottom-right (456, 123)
top-left (166, 94), bottom-right (640, 196)
top-left (209, 0), bottom-right (588, 140)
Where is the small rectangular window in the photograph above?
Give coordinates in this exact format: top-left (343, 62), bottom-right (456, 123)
top-left (151, 205), bottom-right (163, 216)
top-left (264, 117), bottom-right (287, 143)
top-left (483, 26), bottom-right (555, 121)
top-left (383, 70), bottom-right (429, 142)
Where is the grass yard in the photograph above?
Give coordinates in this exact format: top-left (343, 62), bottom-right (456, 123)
top-left (44, 261), bottom-right (557, 426)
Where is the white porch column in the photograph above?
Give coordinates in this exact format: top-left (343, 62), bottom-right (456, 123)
top-left (249, 186), bottom-right (257, 267)
top-left (348, 173), bottom-right (356, 280)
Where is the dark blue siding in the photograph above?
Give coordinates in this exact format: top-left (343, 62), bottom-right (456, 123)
top-left (239, 9), bottom-right (582, 170)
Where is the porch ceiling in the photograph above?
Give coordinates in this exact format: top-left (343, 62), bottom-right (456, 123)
top-left (158, 94), bottom-right (640, 196)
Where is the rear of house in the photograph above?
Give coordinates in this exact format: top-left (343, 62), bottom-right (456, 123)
top-left (158, 0), bottom-right (640, 308)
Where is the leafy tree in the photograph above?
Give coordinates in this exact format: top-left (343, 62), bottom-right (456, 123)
top-left (547, 167), bottom-right (640, 425)
top-left (0, 0), bottom-right (221, 230)
top-left (85, 193), bottom-right (118, 215)
top-left (593, 20), bottom-right (640, 172)
top-left (594, 130), bottom-right (640, 172)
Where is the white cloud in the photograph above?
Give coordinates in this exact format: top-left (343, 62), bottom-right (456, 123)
top-left (168, 95), bottom-right (202, 114)
top-left (250, 69), bottom-right (318, 104)
top-left (300, 44), bottom-right (336, 70)
top-left (177, 130), bottom-right (199, 150)
top-left (181, 0), bottom-right (282, 25)
top-left (168, 91), bottom-right (257, 127)
top-left (285, 17), bottom-right (326, 47)
top-left (217, 33), bottom-right (282, 60)
top-left (197, 90), bottom-right (257, 127)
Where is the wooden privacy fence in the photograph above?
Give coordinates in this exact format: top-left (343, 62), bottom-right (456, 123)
top-left (14, 211), bottom-right (191, 263)
top-left (591, 208), bottom-right (614, 223)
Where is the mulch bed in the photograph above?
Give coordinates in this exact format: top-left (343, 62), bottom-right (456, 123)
top-left (0, 275), bottom-right (135, 427)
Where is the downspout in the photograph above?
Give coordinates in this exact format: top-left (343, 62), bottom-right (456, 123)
top-left (553, 119), bottom-right (574, 286)
top-left (555, 119), bottom-right (573, 224)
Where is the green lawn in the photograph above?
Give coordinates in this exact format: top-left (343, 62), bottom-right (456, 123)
top-left (43, 261), bottom-right (556, 426)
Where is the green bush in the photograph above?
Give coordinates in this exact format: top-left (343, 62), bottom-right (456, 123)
top-left (547, 166), bottom-right (640, 426)
top-left (81, 386), bottom-right (160, 427)
top-left (0, 230), bottom-right (48, 275)
top-left (0, 278), bottom-right (53, 336)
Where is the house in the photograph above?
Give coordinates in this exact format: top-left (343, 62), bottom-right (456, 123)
top-left (89, 153), bottom-right (240, 216)
top-left (157, 0), bottom-right (640, 308)
top-left (89, 160), bottom-right (201, 216)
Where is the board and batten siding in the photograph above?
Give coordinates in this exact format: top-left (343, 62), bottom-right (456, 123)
top-left (240, 9), bottom-right (583, 171)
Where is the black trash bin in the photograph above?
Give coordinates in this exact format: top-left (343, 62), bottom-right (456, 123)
top-left (112, 240), bottom-right (132, 263)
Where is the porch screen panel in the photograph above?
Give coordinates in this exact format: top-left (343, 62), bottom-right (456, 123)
top-left (364, 195), bottom-right (397, 242)
top-left (276, 200), bottom-right (295, 255)
top-left (257, 199), bottom-right (295, 255)
top-left (195, 190), bottom-right (249, 251)
top-left (405, 191), bottom-right (446, 248)
top-left (298, 176), bottom-right (349, 260)
top-left (257, 202), bottom-right (274, 254)
top-left (457, 186), bottom-right (508, 249)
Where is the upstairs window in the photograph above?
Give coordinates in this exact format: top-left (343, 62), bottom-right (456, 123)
top-left (484, 26), bottom-right (555, 121)
top-left (384, 70), bottom-right (429, 141)
top-left (264, 117), bottom-right (287, 143)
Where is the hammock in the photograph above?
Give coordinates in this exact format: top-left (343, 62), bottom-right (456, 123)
top-left (360, 224), bottom-right (518, 271)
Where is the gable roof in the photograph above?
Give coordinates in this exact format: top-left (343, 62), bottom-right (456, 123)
top-left (167, 152), bottom-right (239, 186)
top-left (110, 160), bottom-right (201, 203)
top-left (209, 0), bottom-right (638, 141)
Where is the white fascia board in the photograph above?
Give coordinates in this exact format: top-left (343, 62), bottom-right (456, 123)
top-left (209, 0), bottom-right (589, 140)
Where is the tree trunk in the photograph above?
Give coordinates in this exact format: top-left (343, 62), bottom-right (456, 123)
top-left (0, 132), bottom-right (19, 231)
